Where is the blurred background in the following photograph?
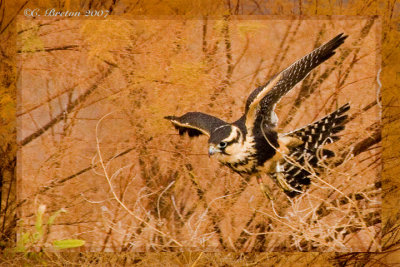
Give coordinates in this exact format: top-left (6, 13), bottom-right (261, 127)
top-left (17, 17), bottom-right (380, 252)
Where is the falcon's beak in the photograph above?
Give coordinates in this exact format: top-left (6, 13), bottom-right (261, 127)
top-left (208, 145), bottom-right (221, 157)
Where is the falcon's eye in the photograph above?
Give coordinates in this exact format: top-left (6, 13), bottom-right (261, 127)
top-left (218, 141), bottom-right (227, 148)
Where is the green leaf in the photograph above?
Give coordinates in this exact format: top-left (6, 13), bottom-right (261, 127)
top-left (52, 239), bottom-right (85, 249)
top-left (15, 232), bottom-right (31, 252)
top-left (48, 208), bottom-right (67, 226)
top-left (34, 205), bottom-right (46, 238)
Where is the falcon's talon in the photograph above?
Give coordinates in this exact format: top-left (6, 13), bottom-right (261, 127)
top-left (259, 182), bottom-right (274, 201)
top-left (276, 172), bottom-right (296, 193)
top-left (256, 175), bottom-right (273, 200)
top-left (165, 33), bottom-right (350, 198)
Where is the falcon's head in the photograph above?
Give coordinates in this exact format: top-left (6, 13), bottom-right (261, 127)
top-left (208, 125), bottom-right (243, 158)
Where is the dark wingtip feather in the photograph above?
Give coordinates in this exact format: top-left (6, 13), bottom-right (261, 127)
top-left (335, 114), bottom-right (348, 124)
top-left (340, 103), bottom-right (351, 113)
top-left (334, 103), bottom-right (351, 125)
top-left (286, 191), bottom-right (300, 198)
top-left (331, 33), bottom-right (348, 48)
top-left (327, 33), bottom-right (348, 52)
top-left (318, 33), bottom-right (348, 63)
top-left (331, 125), bottom-right (346, 134)
top-left (337, 32), bottom-right (348, 40)
top-left (164, 115), bottom-right (175, 120)
top-left (321, 148), bottom-right (335, 158)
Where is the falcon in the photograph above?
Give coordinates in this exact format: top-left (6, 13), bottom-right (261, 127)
top-left (165, 33), bottom-right (349, 198)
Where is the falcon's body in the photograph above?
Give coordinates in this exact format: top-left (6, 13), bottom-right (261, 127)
top-left (209, 116), bottom-right (279, 175)
top-left (165, 33), bottom-right (349, 197)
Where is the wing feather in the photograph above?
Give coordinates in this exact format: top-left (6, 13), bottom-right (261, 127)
top-left (245, 33), bottom-right (348, 128)
top-left (165, 112), bottom-right (227, 137)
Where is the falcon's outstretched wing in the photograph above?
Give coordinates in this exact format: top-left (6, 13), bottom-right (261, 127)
top-left (244, 33), bottom-right (348, 130)
top-left (165, 112), bottom-right (228, 137)
top-left (275, 103), bottom-right (350, 198)
top-left (284, 103), bottom-right (350, 148)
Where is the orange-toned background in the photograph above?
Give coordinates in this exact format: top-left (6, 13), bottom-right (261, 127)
top-left (17, 18), bottom-right (380, 252)
top-left (0, 0), bottom-right (399, 265)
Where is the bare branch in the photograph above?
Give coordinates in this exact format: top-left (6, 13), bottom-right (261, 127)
top-left (19, 66), bottom-right (115, 147)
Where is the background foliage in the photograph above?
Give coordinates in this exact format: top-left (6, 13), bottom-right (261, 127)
top-left (0, 0), bottom-right (399, 266)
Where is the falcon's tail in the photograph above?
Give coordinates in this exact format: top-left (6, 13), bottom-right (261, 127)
top-left (275, 103), bottom-right (350, 197)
